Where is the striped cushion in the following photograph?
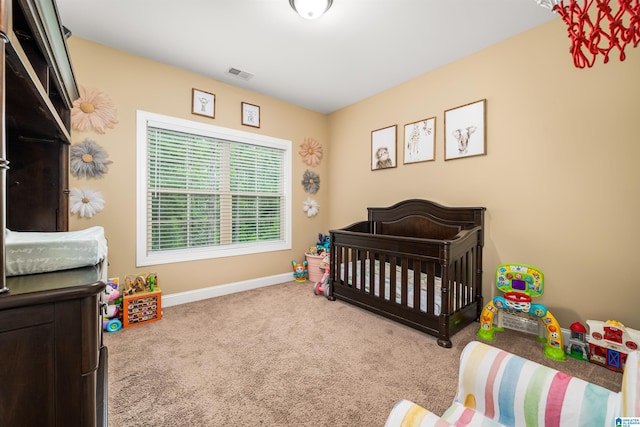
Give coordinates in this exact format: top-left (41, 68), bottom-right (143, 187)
top-left (386, 341), bottom-right (639, 427)
top-left (622, 349), bottom-right (640, 417)
top-left (441, 402), bottom-right (503, 426)
top-left (385, 400), bottom-right (454, 427)
top-left (446, 341), bottom-right (620, 427)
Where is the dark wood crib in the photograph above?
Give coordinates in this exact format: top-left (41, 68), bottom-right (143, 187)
top-left (328, 199), bottom-right (486, 348)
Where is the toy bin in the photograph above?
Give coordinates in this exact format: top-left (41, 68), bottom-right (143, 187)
top-left (305, 253), bottom-right (325, 282)
top-left (123, 289), bottom-right (162, 328)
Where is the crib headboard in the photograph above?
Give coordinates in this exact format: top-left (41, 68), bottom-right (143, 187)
top-left (368, 199), bottom-right (486, 242)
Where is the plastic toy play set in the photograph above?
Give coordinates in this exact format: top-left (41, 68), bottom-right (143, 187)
top-left (585, 319), bottom-right (640, 372)
top-left (122, 273), bottom-right (162, 328)
top-left (477, 264), bottom-right (566, 361)
top-left (101, 278), bottom-right (123, 332)
top-left (477, 263), bottom-right (640, 369)
top-left (100, 273), bottom-right (162, 332)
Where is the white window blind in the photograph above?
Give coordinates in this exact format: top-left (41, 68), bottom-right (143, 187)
top-left (137, 111), bottom-right (291, 266)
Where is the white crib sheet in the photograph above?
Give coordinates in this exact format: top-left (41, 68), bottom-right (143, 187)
top-left (339, 260), bottom-right (443, 315)
top-left (5, 226), bottom-right (108, 276)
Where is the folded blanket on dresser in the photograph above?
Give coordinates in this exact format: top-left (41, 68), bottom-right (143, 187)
top-left (5, 226), bottom-right (108, 276)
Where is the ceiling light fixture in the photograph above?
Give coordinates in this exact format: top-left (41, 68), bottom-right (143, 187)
top-left (289, 0), bottom-right (333, 20)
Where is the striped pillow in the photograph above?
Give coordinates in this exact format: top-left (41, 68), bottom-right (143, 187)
top-left (446, 341), bottom-right (620, 426)
top-left (622, 349), bottom-right (640, 417)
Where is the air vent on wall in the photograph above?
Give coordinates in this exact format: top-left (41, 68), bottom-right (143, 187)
top-left (226, 67), bottom-right (254, 81)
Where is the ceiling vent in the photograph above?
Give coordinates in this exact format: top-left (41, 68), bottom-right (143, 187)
top-left (226, 67), bottom-right (254, 81)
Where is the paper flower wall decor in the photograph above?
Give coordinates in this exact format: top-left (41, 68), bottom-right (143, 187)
top-left (302, 170), bottom-right (320, 194)
top-left (71, 85), bottom-right (119, 134)
top-left (303, 197), bottom-right (319, 217)
top-left (70, 139), bottom-right (113, 179)
top-left (70, 187), bottom-right (105, 218)
top-left (299, 137), bottom-right (323, 166)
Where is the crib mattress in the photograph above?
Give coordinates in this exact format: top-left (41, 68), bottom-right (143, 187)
top-left (340, 260), bottom-right (443, 315)
top-left (5, 226), bottom-right (108, 277)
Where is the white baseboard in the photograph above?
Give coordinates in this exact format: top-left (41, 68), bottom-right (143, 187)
top-left (162, 272), bottom-right (293, 307)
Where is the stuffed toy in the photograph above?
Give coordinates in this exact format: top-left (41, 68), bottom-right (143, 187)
top-left (316, 233), bottom-right (330, 253)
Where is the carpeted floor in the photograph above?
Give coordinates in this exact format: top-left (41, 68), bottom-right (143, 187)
top-left (105, 281), bottom-right (621, 426)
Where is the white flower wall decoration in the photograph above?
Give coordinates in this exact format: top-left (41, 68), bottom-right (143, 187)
top-left (303, 197), bottom-right (319, 217)
top-left (70, 188), bottom-right (105, 218)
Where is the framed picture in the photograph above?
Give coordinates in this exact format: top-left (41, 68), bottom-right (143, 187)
top-left (371, 125), bottom-right (397, 170)
top-left (444, 99), bottom-right (486, 160)
top-left (404, 117), bottom-right (436, 164)
top-left (192, 88), bottom-right (215, 118)
top-left (241, 102), bottom-right (260, 128)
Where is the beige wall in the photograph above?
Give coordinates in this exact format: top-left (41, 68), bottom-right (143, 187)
top-left (67, 38), bottom-right (330, 293)
top-left (327, 18), bottom-right (640, 329)
top-left (69, 16), bottom-right (640, 331)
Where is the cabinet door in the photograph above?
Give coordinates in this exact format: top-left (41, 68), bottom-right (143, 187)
top-left (0, 305), bottom-right (55, 425)
top-left (55, 296), bottom-right (100, 426)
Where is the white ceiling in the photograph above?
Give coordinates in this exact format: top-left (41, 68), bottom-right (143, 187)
top-left (55, 0), bottom-right (557, 114)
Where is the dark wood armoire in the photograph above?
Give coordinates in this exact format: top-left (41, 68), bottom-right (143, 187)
top-left (0, 0), bottom-right (108, 425)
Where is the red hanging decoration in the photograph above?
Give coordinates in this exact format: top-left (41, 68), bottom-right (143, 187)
top-left (551, 0), bottom-right (640, 68)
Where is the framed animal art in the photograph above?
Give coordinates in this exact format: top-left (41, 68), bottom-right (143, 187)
top-left (444, 99), bottom-right (486, 160)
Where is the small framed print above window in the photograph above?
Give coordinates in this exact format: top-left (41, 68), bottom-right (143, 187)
top-left (192, 88), bottom-right (215, 118)
top-left (241, 102), bottom-right (260, 128)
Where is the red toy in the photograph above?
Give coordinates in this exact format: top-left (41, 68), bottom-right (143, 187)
top-left (313, 255), bottom-right (331, 298)
top-left (565, 321), bottom-right (589, 361)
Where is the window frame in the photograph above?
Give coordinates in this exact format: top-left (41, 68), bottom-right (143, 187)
top-left (136, 110), bottom-right (292, 267)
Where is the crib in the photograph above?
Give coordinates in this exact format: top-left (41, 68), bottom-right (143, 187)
top-left (328, 199), bottom-right (486, 348)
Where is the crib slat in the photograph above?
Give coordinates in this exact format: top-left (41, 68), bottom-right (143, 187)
top-left (400, 258), bottom-right (408, 307)
top-left (412, 259), bottom-right (420, 312)
top-left (426, 261), bottom-right (435, 316)
top-left (357, 249), bottom-right (364, 291)
top-left (366, 252), bottom-right (374, 296)
top-left (375, 251), bottom-right (382, 298)
top-left (470, 249), bottom-right (476, 303)
top-left (388, 255), bottom-right (396, 304)
top-left (464, 250), bottom-right (471, 305)
top-left (364, 250), bottom-right (370, 293)
top-left (455, 256), bottom-right (463, 311)
top-left (354, 249), bottom-right (359, 290)
top-left (441, 264), bottom-right (450, 317)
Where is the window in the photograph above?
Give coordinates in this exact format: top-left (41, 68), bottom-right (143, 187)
top-left (136, 111), bottom-right (291, 266)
